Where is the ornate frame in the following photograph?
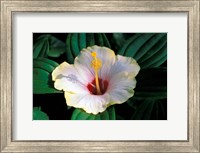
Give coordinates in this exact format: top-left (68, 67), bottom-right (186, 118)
top-left (1, 0), bottom-right (199, 152)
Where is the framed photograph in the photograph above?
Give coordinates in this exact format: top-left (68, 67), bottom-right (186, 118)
top-left (33, 32), bottom-right (167, 120)
top-left (1, 0), bottom-right (199, 152)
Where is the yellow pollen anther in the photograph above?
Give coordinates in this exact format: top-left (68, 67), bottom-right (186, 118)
top-left (91, 52), bottom-right (102, 70)
top-left (91, 52), bottom-right (102, 94)
top-left (91, 52), bottom-right (97, 57)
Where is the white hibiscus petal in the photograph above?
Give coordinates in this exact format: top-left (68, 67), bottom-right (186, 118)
top-left (109, 89), bottom-right (134, 105)
top-left (54, 77), bottom-right (89, 93)
top-left (96, 46), bottom-right (116, 80)
top-left (108, 73), bottom-right (137, 90)
top-left (52, 62), bottom-right (83, 82)
top-left (109, 55), bottom-right (140, 79)
top-left (88, 46), bottom-right (116, 64)
top-left (86, 46), bottom-right (116, 79)
top-left (65, 92), bottom-right (110, 114)
top-left (52, 62), bottom-right (89, 93)
top-left (74, 60), bottom-right (94, 83)
top-left (75, 46), bottom-right (116, 81)
top-left (75, 48), bottom-right (94, 72)
top-left (52, 62), bottom-right (70, 81)
top-left (108, 73), bottom-right (137, 104)
top-left (74, 50), bottom-right (95, 82)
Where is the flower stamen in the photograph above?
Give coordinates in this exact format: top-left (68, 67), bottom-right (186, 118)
top-left (91, 52), bottom-right (102, 95)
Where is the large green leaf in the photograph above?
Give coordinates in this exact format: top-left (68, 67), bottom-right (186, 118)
top-left (33, 107), bottom-right (49, 120)
top-left (132, 67), bottom-right (167, 101)
top-left (110, 33), bottom-right (133, 51)
top-left (66, 33), bottom-right (111, 63)
top-left (33, 34), bottom-right (65, 58)
top-left (71, 106), bottom-right (115, 120)
top-left (48, 35), bottom-right (65, 57)
top-left (124, 67), bottom-right (167, 120)
top-left (33, 58), bottom-right (62, 94)
top-left (117, 33), bottom-right (142, 55)
top-left (131, 99), bottom-right (166, 120)
top-left (33, 38), bottom-right (48, 58)
top-left (127, 67), bottom-right (166, 106)
top-left (117, 33), bottom-right (167, 69)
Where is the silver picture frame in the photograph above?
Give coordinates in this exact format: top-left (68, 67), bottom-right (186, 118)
top-left (1, 0), bottom-right (199, 152)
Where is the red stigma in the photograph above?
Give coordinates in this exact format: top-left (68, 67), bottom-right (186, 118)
top-left (87, 78), bottom-right (108, 95)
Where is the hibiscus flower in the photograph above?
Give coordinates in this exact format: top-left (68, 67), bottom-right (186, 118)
top-left (52, 45), bottom-right (140, 115)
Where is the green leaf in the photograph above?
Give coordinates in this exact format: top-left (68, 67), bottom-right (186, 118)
top-left (116, 114), bottom-right (125, 120)
top-left (112, 33), bottom-right (127, 48)
top-left (118, 33), bottom-right (167, 69)
top-left (86, 33), bottom-right (95, 46)
top-left (48, 35), bottom-right (65, 57)
top-left (33, 38), bottom-right (47, 58)
top-left (66, 33), bottom-right (76, 64)
top-left (38, 39), bottom-right (48, 58)
top-left (33, 58), bottom-right (62, 94)
top-left (111, 33), bottom-right (135, 50)
top-left (95, 33), bottom-right (104, 45)
top-left (33, 34), bottom-right (65, 58)
top-left (126, 67), bottom-right (167, 119)
top-left (117, 33), bottom-right (142, 55)
top-left (33, 107), bottom-right (49, 120)
top-left (124, 33), bottom-right (155, 57)
top-left (126, 98), bottom-right (137, 109)
top-left (149, 56), bottom-right (167, 68)
top-left (133, 67), bottom-right (167, 100)
top-left (33, 60), bottom-right (55, 73)
top-left (131, 100), bottom-right (153, 120)
top-left (140, 43), bottom-right (167, 69)
top-left (133, 91), bottom-right (167, 100)
top-left (71, 33), bottom-right (79, 57)
top-left (65, 33), bottom-right (111, 64)
top-left (101, 33), bottom-right (111, 48)
top-left (137, 35), bottom-right (167, 63)
top-left (71, 106), bottom-right (116, 120)
top-left (35, 57), bottom-right (59, 68)
top-left (131, 99), bottom-right (166, 120)
top-left (134, 33), bottom-right (166, 61)
top-left (78, 33), bottom-right (87, 50)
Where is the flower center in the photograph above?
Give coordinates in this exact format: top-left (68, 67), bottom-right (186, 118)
top-left (87, 78), bottom-right (109, 95)
top-left (90, 52), bottom-right (102, 94)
